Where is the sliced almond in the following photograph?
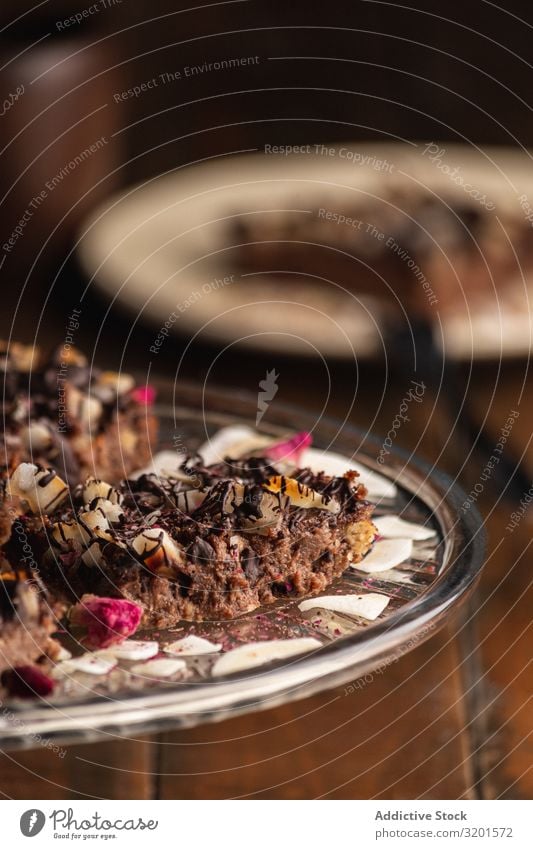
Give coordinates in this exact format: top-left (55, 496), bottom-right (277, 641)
top-left (164, 635), bottom-right (222, 656)
top-left (198, 425), bottom-right (270, 465)
top-left (355, 538), bottom-right (413, 573)
top-left (55, 646), bottom-right (73, 662)
top-left (52, 652), bottom-right (117, 677)
top-left (298, 593), bottom-right (390, 620)
top-left (374, 515), bottom-right (436, 540)
top-left (211, 637), bottom-right (321, 677)
top-left (130, 658), bottom-right (186, 678)
top-left (108, 640), bottom-right (159, 660)
top-left (129, 451), bottom-right (192, 480)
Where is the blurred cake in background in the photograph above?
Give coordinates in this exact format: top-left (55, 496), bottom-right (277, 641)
top-left (229, 188), bottom-right (533, 319)
top-left (0, 340), bottom-right (157, 486)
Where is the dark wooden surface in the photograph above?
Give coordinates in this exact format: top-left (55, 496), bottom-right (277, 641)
top-left (0, 345), bottom-right (530, 800)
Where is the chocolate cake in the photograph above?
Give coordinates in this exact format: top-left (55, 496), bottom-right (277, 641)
top-left (229, 189), bottom-right (533, 316)
top-left (7, 456), bottom-right (376, 627)
top-left (0, 566), bottom-right (63, 675)
top-left (0, 340), bottom-right (157, 485)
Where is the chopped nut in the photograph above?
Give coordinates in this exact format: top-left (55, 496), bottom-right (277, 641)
top-left (82, 477), bottom-right (122, 506)
top-left (81, 541), bottom-right (105, 567)
top-left (131, 528), bottom-right (184, 577)
top-left (78, 506), bottom-right (114, 543)
top-left (50, 519), bottom-right (90, 550)
top-left (20, 422), bottom-right (54, 453)
top-left (263, 476), bottom-right (340, 513)
top-left (67, 386), bottom-right (103, 429)
top-left (87, 497), bottom-right (124, 524)
top-left (130, 657), bottom-right (186, 678)
top-left (9, 463), bottom-right (68, 513)
top-left (94, 371), bottom-right (135, 400)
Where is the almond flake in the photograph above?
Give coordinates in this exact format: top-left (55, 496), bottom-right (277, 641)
top-left (355, 538), bottom-right (413, 573)
top-left (374, 515), bottom-right (436, 540)
top-left (211, 637), bottom-right (321, 677)
top-left (130, 658), bottom-right (186, 678)
top-left (299, 593), bottom-right (390, 620)
top-left (164, 635), bottom-right (222, 656)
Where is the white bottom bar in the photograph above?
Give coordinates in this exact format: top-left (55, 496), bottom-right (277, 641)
top-left (2, 800), bottom-right (530, 848)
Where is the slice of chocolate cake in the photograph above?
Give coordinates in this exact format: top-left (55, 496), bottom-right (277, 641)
top-left (0, 340), bottom-right (157, 485)
top-left (8, 456), bottom-right (376, 627)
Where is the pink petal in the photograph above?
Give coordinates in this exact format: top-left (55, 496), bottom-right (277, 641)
top-left (70, 595), bottom-right (143, 649)
top-left (130, 385), bottom-right (156, 406)
top-left (264, 431), bottom-right (312, 464)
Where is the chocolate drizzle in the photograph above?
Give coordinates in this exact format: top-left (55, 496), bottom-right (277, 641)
top-left (184, 456), bottom-right (279, 488)
top-left (295, 468), bottom-right (363, 509)
top-left (192, 479), bottom-right (234, 522)
top-left (37, 469), bottom-right (56, 487)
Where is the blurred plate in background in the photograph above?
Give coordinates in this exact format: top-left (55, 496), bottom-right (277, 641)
top-left (77, 142), bottom-right (533, 360)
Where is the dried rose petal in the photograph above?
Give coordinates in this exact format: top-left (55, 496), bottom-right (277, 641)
top-left (1, 665), bottom-right (55, 699)
top-left (69, 594), bottom-right (143, 649)
top-left (263, 431), bottom-right (312, 465)
top-left (130, 385), bottom-right (156, 406)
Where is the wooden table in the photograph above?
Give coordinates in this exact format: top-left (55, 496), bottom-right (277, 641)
top-left (0, 318), bottom-right (530, 800)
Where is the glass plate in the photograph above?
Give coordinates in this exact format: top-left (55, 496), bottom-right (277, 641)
top-left (0, 382), bottom-right (485, 749)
